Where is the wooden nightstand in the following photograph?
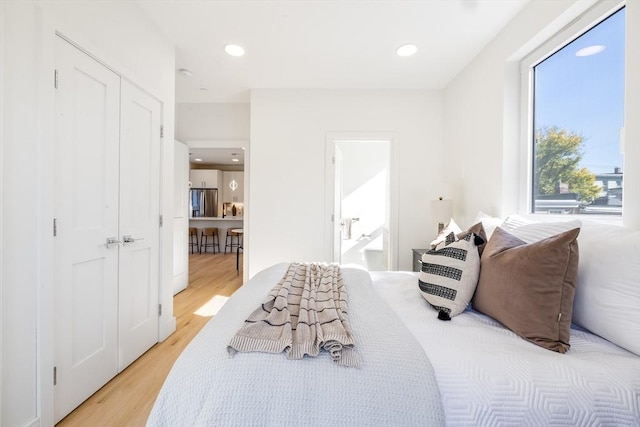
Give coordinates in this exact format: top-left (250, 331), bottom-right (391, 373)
top-left (412, 248), bottom-right (428, 272)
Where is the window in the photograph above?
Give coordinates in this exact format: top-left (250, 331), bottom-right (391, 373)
top-left (522, 4), bottom-right (625, 217)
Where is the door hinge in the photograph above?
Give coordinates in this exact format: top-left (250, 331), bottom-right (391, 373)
top-left (158, 304), bottom-right (162, 316)
top-left (159, 214), bottom-right (163, 227)
top-left (54, 69), bottom-right (58, 89)
top-left (53, 366), bottom-right (57, 386)
top-left (332, 156), bottom-right (335, 165)
top-left (53, 218), bottom-right (57, 236)
top-left (160, 125), bottom-right (164, 138)
top-left (331, 214), bottom-right (334, 222)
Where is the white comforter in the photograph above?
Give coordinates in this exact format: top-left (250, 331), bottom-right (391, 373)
top-left (371, 271), bottom-right (640, 426)
top-left (147, 264), bottom-right (445, 426)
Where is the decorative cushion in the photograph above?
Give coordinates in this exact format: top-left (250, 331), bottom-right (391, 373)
top-left (459, 222), bottom-right (488, 257)
top-left (573, 220), bottom-right (640, 356)
top-left (472, 211), bottom-right (502, 240)
top-left (419, 232), bottom-right (484, 320)
top-left (429, 218), bottom-right (462, 249)
top-left (473, 226), bottom-right (580, 353)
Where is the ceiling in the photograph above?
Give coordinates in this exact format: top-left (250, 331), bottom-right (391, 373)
top-left (189, 146), bottom-right (245, 166)
top-left (137, 0), bottom-right (530, 104)
top-left (139, 0), bottom-right (530, 166)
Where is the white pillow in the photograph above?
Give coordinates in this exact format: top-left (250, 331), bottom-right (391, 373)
top-left (429, 218), bottom-right (462, 249)
top-left (500, 213), bottom-right (534, 231)
top-left (419, 232), bottom-right (483, 320)
top-left (472, 211), bottom-right (502, 240)
top-left (573, 221), bottom-right (640, 356)
top-left (506, 219), bottom-right (582, 243)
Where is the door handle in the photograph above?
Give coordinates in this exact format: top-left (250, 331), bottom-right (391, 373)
top-left (106, 237), bottom-right (122, 248)
top-left (122, 235), bottom-right (144, 244)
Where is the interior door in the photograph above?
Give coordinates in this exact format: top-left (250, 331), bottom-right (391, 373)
top-left (333, 139), bottom-right (391, 270)
top-left (117, 79), bottom-right (161, 370)
top-left (54, 36), bottom-right (121, 423)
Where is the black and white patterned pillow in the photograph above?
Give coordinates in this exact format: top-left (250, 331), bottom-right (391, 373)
top-left (418, 232), bottom-right (484, 320)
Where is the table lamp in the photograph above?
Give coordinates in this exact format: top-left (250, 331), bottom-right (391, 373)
top-left (430, 197), bottom-right (453, 234)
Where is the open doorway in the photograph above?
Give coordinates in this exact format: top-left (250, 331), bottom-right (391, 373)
top-left (173, 140), bottom-right (249, 295)
top-left (329, 138), bottom-right (396, 270)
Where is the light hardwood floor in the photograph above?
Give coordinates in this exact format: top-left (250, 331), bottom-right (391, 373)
top-left (56, 251), bottom-right (243, 426)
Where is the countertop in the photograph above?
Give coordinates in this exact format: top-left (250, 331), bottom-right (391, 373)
top-left (190, 217), bottom-right (244, 221)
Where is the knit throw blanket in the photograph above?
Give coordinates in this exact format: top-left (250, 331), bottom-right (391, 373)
top-left (228, 262), bottom-right (361, 367)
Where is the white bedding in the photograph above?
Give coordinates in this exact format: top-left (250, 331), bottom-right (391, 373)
top-left (147, 264), bottom-right (445, 426)
top-left (371, 271), bottom-right (640, 426)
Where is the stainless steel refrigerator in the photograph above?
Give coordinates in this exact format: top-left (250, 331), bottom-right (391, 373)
top-left (190, 188), bottom-right (218, 218)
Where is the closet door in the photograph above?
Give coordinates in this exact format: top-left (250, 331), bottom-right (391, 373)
top-left (53, 36), bottom-right (121, 423)
top-left (118, 79), bottom-right (161, 370)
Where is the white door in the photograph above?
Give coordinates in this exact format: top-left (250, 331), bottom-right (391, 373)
top-left (54, 37), bottom-right (121, 422)
top-left (332, 139), bottom-right (392, 271)
top-left (54, 38), bottom-right (161, 422)
top-left (118, 79), bottom-right (161, 370)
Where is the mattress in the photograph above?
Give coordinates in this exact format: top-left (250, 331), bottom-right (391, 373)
top-left (147, 264), bottom-right (445, 426)
top-left (370, 271), bottom-right (640, 426)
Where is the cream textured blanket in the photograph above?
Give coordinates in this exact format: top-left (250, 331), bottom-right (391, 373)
top-left (228, 262), bottom-right (360, 367)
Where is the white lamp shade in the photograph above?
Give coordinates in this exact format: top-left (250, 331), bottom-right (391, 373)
top-left (430, 198), bottom-right (453, 225)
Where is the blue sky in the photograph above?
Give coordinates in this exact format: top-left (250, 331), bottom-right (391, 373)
top-left (534, 7), bottom-right (625, 175)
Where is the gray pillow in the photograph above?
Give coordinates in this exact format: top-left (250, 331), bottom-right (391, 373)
top-left (473, 226), bottom-right (580, 353)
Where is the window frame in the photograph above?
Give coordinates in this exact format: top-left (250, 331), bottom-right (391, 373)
top-left (518, 0), bottom-right (626, 223)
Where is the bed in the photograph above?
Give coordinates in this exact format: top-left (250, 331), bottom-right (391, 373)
top-left (148, 219), bottom-right (640, 426)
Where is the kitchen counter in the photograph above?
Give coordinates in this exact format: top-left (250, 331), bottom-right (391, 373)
top-left (189, 218), bottom-right (244, 239)
top-left (190, 217), bottom-right (244, 221)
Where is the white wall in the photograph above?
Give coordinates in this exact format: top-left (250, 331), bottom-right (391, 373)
top-left (176, 103), bottom-right (250, 141)
top-left (1, 2), bottom-right (175, 426)
top-left (173, 141), bottom-right (190, 294)
top-left (443, 0), bottom-right (640, 229)
top-left (249, 89), bottom-right (444, 276)
top-left (1, 5), bottom-right (40, 425)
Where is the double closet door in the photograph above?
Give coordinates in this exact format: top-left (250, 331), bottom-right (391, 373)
top-left (53, 36), bottom-right (162, 422)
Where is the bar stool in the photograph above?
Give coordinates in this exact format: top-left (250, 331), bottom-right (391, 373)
top-left (225, 228), bottom-right (242, 254)
top-left (200, 227), bottom-right (220, 254)
top-left (188, 227), bottom-right (199, 254)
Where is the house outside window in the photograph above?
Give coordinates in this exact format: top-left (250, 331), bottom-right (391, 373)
top-left (521, 3), bottom-right (625, 216)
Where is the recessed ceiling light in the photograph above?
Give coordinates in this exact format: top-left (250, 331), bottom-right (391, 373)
top-left (225, 44), bottom-right (245, 57)
top-left (199, 87), bottom-right (208, 91)
top-left (194, 158), bottom-right (203, 162)
top-left (178, 68), bottom-right (193, 77)
top-left (396, 44), bottom-right (417, 57)
top-left (232, 158), bottom-right (239, 162)
top-left (575, 45), bottom-right (605, 57)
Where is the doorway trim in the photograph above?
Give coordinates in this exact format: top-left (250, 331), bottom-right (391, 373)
top-left (184, 139), bottom-right (250, 281)
top-left (324, 132), bottom-right (399, 270)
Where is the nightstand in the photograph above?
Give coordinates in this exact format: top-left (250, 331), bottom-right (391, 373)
top-left (412, 248), bottom-right (428, 272)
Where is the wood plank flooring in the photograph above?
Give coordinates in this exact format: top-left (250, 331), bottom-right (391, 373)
top-left (56, 252), bottom-right (243, 427)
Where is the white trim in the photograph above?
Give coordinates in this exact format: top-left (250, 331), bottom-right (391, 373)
top-left (183, 139), bottom-right (250, 281)
top-left (622, 0), bottom-right (640, 230)
top-left (37, 7), bottom-right (56, 427)
top-left (184, 139), bottom-right (248, 149)
top-left (324, 132), bottom-right (399, 271)
top-left (0, 4), bottom-right (5, 423)
top-left (518, 0), bottom-right (626, 223)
